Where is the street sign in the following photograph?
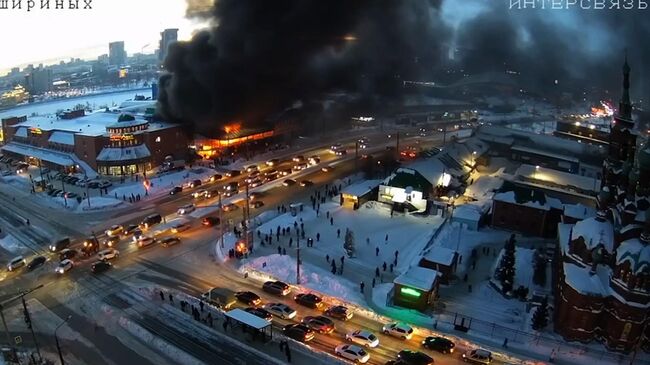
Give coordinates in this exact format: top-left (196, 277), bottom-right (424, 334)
top-left (14, 336), bottom-right (21, 345)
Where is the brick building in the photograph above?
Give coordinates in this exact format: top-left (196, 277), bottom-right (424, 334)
top-left (491, 183), bottom-right (563, 237)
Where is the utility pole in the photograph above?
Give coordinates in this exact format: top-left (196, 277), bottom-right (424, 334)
top-left (354, 141), bottom-right (359, 171)
top-left (21, 297), bottom-right (41, 362)
top-left (395, 132), bottom-right (400, 160)
top-left (219, 192), bottom-right (224, 248)
top-left (630, 317), bottom-right (649, 365)
top-left (443, 127), bottom-right (447, 145)
top-left (296, 228), bottom-right (301, 285)
top-left (55, 315), bottom-right (71, 365)
top-left (0, 284), bottom-right (44, 364)
top-left (244, 182), bottom-right (251, 250)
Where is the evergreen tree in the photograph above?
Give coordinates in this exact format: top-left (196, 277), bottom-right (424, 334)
top-left (499, 235), bottom-right (517, 294)
top-left (531, 296), bottom-right (549, 330)
top-left (343, 228), bottom-right (356, 258)
top-left (533, 251), bottom-right (547, 287)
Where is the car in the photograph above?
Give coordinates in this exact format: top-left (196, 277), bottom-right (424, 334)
top-left (171, 222), bottom-right (191, 233)
top-left (294, 293), bottom-right (323, 309)
top-left (397, 350), bottom-right (434, 365)
top-left (177, 204), bottom-right (196, 215)
top-left (422, 336), bottom-right (455, 354)
top-left (104, 224), bottom-right (123, 237)
top-left (140, 214), bottom-right (162, 229)
top-left (192, 189), bottom-right (208, 199)
top-left (245, 165), bottom-right (259, 173)
top-left (235, 291), bottom-right (261, 306)
top-left (308, 156), bottom-right (320, 165)
top-left (58, 249), bottom-right (78, 261)
top-left (382, 322), bottom-right (414, 340)
top-left (292, 155), bottom-right (305, 163)
top-left (81, 237), bottom-right (99, 255)
top-left (209, 174), bottom-right (223, 182)
top-left (248, 178), bottom-right (263, 188)
top-left (300, 180), bottom-right (313, 187)
top-left (330, 143), bottom-right (342, 151)
top-left (123, 224), bottom-right (139, 236)
top-left (6, 256), bottom-right (27, 271)
top-left (283, 179), bottom-right (296, 186)
top-left (160, 237), bottom-right (181, 247)
top-left (321, 165), bottom-right (334, 172)
top-left (169, 186), bottom-right (183, 195)
top-left (97, 248), bottom-right (120, 261)
top-left (462, 349), bottom-right (493, 364)
top-left (302, 315), bottom-right (335, 334)
top-left (225, 170), bottom-right (241, 177)
top-left (49, 237), bottom-right (71, 252)
top-left (262, 281), bottom-right (291, 296)
top-left (292, 163), bottom-right (308, 172)
top-left (335, 149), bottom-right (348, 156)
top-left (65, 192), bottom-right (78, 199)
top-left (346, 329), bottom-right (379, 348)
top-left (279, 168), bottom-right (292, 176)
top-left (325, 305), bottom-right (353, 321)
top-left (98, 181), bottom-right (112, 188)
top-left (245, 172), bottom-right (260, 183)
top-left (1, 170), bottom-right (12, 176)
top-left (137, 237), bottom-right (156, 248)
top-left (103, 236), bottom-right (120, 247)
top-left (223, 203), bottom-right (238, 212)
top-left (334, 344), bottom-right (370, 364)
top-left (264, 303), bottom-right (297, 319)
top-left (87, 181), bottom-right (100, 189)
top-left (26, 256), bottom-right (47, 271)
top-left (225, 182), bottom-right (239, 191)
top-left (91, 261), bottom-right (112, 274)
top-left (251, 201), bottom-right (264, 209)
top-left (223, 190), bottom-right (236, 197)
top-left (245, 307), bottom-right (273, 322)
top-left (283, 324), bottom-right (314, 342)
top-left (202, 216), bottom-right (220, 227)
top-left (55, 259), bottom-right (74, 274)
top-left (266, 158), bottom-right (280, 166)
top-left (264, 169), bottom-right (278, 177)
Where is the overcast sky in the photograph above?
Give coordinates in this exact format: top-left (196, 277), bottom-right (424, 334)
top-left (0, 0), bottom-right (207, 74)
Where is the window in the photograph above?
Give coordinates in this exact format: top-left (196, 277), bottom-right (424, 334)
top-left (155, 136), bottom-right (161, 143)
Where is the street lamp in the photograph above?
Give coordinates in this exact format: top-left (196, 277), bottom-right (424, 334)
top-left (55, 315), bottom-right (72, 365)
top-left (535, 165), bottom-right (540, 180)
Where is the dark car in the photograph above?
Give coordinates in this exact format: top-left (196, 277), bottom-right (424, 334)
top-left (300, 180), bottom-right (313, 187)
top-left (91, 261), bottom-right (112, 274)
top-left (26, 256), bottom-right (47, 271)
top-left (123, 224), bottom-right (139, 236)
top-left (302, 315), bottom-right (335, 334)
top-left (385, 361), bottom-right (409, 365)
top-left (58, 249), bottom-right (78, 261)
top-left (202, 216), bottom-right (220, 227)
top-left (190, 179), bottom-right (202, 188)
top-left (225, 170), bottom-right (241, 177)
top-left (422, 336), bottom-right (455, 354)
top-left (251, 201), bottom-right (265, 209)
top-left (103, 236), bottom-right (120, 247)
top-left (49, 237), bottom-right (71, 252)
top-left (324, 305), bottom-right (353, 321)
top-left (160, 237), bottom-right (181, 247)
top-left (245, 307), bottom-right (273, 322)
top-left (235, 291), bottom-right (262, 306)
top-left (283, 324), bottom-right (314, 342)
top-left (294, 293), bottom-right (323, 309)
top-left (169, 186), bottom-right (183, 195)
top-left (209, 174), bottom-right (223, 182)
top-left (397, 350), bottom-right (434, 365)
top-left (262, 281), bottom-right (291, 296)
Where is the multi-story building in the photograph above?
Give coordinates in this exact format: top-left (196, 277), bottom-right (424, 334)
top-left (109, 41), bottom-right (127, 66)
top-left (23, 67), bottom-right (52, 94)
top-left (159, 28), bottom-right (178, 64)
top-left (1, 109), bottom-right (188, 176)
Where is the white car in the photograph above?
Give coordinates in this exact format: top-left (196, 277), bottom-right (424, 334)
top-left (55, 259), bottom-right (74, 274)
top-left (171, 222), bottom-right (191, 233)
top-left (345, 330), bottom-right (379, 348)
top-left (462, 349), bottom-right (493, 364)
top-left (177, 204), bottom-right (195, 215)
top-left (7, 256), bottom-right (26, 271)
top-left (382, 322), bottom-right (414, 340)
top-left (105, 225), bottom-right (123, 237)
top-left (136, 237), bottom-right (155, 248)
top-left (263, 302), bottom-right (297, 319)
top-left (97, 248), bottom-right (120, 261)
top-left (334, 344), bottom-right (370, 363)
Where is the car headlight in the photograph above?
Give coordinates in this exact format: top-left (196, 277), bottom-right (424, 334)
top-left (50, 246), bottom-right (55, 250)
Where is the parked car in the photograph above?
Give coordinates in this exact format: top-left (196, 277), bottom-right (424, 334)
top-left (283, 324), bottom-right (314, 342)
top-left (263, 302), bottom-right (297, 319)
top-left (235, 291), bottom-right (261, 306)
top-left (334, 344), bottom-right (370, 363)
top-left (325, 305), bottom-right (353, 321)
top-left (382, 322), bottom-right (414, 340)
top-left (98, 181), bottom-right (112, 188)
top-left (294, 293), bottom-right (323, 309)
top-left (6, 256), bottom-right (26, 271)
top-left (26, 256), bottom-right (47, 271)
top-left (91, 261), bottom-right (112, 274)
top-left (462, 349), bottom-right (493, 364)
top-left (169, 186), bottom-right (183, 195)
top-left (202, 216), bottom-right (220, 227)
top-left (345, 329), bottom-right (379, 348)
top-left (262, 280), bottom-right (291, 296)
top-left (160, 237), bottom-right (181, 247)
top-left (105, 225), bottom-right (123, 237)
top-left (58, 249), bottom-right (78, 261)
top-left (283, 179), bottom-right (296, 186)
top-left (302, 315), bottom-right (335, 334)
top-left (244, 307), bottom-right (273, 322)
top-left (55, 259), bottom-right (74, 274)
top-left (97, 248), bottom-right (120, 261)
top-left (397, 350), bottom-right (434, 365)
top-left (422, 336), bottom-right (455, 354)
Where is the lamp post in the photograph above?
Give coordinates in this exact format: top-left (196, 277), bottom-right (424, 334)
top-left (535, 165), bottom-right (540, 180)
top-left (55, 315), bottom-right (72, 365)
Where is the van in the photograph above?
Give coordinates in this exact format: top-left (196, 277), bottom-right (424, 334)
top-left (201, 287), bottom-right (237, 309)
top-left (49, 238), bottom-right (71, 252)
top-left (140, 214), bottom-right (162, 230)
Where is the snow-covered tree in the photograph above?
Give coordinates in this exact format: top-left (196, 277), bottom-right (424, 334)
top-left (498, 235), bottom-right (516, 294)
top-left (531, 296), bottom-right (549, 330)
top-left (533, 250), bottom-right (547, 287)
top-left (343, 228), bottom-right (356, 258)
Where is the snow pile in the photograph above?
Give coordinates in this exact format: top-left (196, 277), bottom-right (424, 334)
top-left (241, 254), bottom-right (366, 305)
top-left (109, 167), bottom-right (217, 200)
top-left (76, 197), bottom-right (126, 212)
top-left (0, 233), bottom-right (28, 255)
top-left (214, 232), bottom-right (240, 263)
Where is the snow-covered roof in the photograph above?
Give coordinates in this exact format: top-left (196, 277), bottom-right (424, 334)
top-left (571, 215), bottom-right (614, 253)
top-left (453, 203), bottom-right (483, 221)
top-left (406, 158), bottom-right (448, 184)
top-left (341, 179), bottom-right (381, 197)
top-left (465, 175), bottom-right (504, 200)
top-left (511, 145), bottom-right (580, 163)
top-left (382, 168), bottom-right (433, 192)
top-left (48, 131), bottom-right (75, 145)
top-left (13, 111), bottom-right (147, 137)
top-left (1, 142), bottom-right (75, 167)
top-left (394, 266), bottom-right (440, 291)
top-left (96, 144), bottom-right (151, 162)
top-left (422, 247), bottom-right (457, 266)
top-left (493, 190), bottom-right (551, 210)
top-left (516, 164), bottom-right (600, 192)
top-left (563, 262), bottom-right (609, 297)
top-left (14, 126), bottom-right (27, 137)
top-left (563, 203), bottom-right (597, 221)
top-left (107, 119), bottom-right (149, 129)
top-left (616, 238), bottom-right (650, 273)
top-left (225, 308), bottom-right (271, 330)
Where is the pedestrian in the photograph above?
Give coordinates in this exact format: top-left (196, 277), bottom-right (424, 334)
top-left (360, 281), bottom-right (365, 293)
top-left (301, 229), bottom-right (305, 239)
top-left (330, 217), bottom-right (334, 226)
top-left (393, 257), bottom-right (397, 267)
top-left (463, 273), bottom-right (468, 282)
top-left (289, 237), bottom-right (293, 247)
top-left (207, 313), bottom-right (213, 327)
top-left (200, 300), bottom-right (204, 312)
top-left (282, 248), bottom-right (287, 255)
top-left (375, 267), bottom-right (380, 278)
top-left (340, 256), bottom-right (345, 265)
top-left (282, 228), bottom-right (285, 236)
top-left (326, 211), bottom-right (330, 219)
top-left (472, 261), bottom-right (476, 270)
top-left (326, 254), bottom-right (330, 263)
top-left (503, 338), bottom-right (508, 349)
top-left (385, 234), bottom-right (388, 242)
top-left (168, 293), bottom-right (173, 303)
top-left (395, 250), bottom-right (399, 259)
top-left (331, 264), bottom-right (337, 275)
top-left (222, 320), bottom-right (228, 332)
top-left (389, 263), bottom-right (394, 272)
top-left (285, 345), bottom-right (292, 363)
top-left (279, 340), bottom-right (285, 352)
top-left (383, 262), bottom-right (387, 271)
top-left (277, 246), bottom-right (282, 255)
top-left (372, 278), bottom-right (376, 288)
top-left (376, 247), bottom-right (379, 256)
top-left (366, 237), bottom-right (370, 245)
top-left (159, 290), bottom-right (165, 301)
top-left (337, 228), bottom-right (341, 238)
top-left (26, 219), bottom-right (30, 226)
top-left (316, 233), bottom-right (320, 242)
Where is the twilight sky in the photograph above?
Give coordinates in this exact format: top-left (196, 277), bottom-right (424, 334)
top-left (0, 0), bottom-right (207, 73)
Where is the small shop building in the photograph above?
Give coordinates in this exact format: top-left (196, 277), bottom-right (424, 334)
top-left (393, 266), bottom-right (441, 311)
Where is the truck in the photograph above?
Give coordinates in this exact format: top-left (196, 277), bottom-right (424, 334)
top-left (201, 287), bottom-right (237, 309)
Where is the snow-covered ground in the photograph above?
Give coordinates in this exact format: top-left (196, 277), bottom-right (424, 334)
top-left (0, 233), bottom-right (28, 256)
top-left (110, 167), bottom-right (218, 201)
top-left (490, 247), bottom-right (537, 293)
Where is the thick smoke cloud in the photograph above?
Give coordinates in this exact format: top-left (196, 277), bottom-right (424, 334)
top-left (158, 0), bottom-right (650, 135)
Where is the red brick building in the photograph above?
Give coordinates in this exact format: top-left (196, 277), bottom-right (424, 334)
top-left (491, 184), bottom-right (563, 237)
